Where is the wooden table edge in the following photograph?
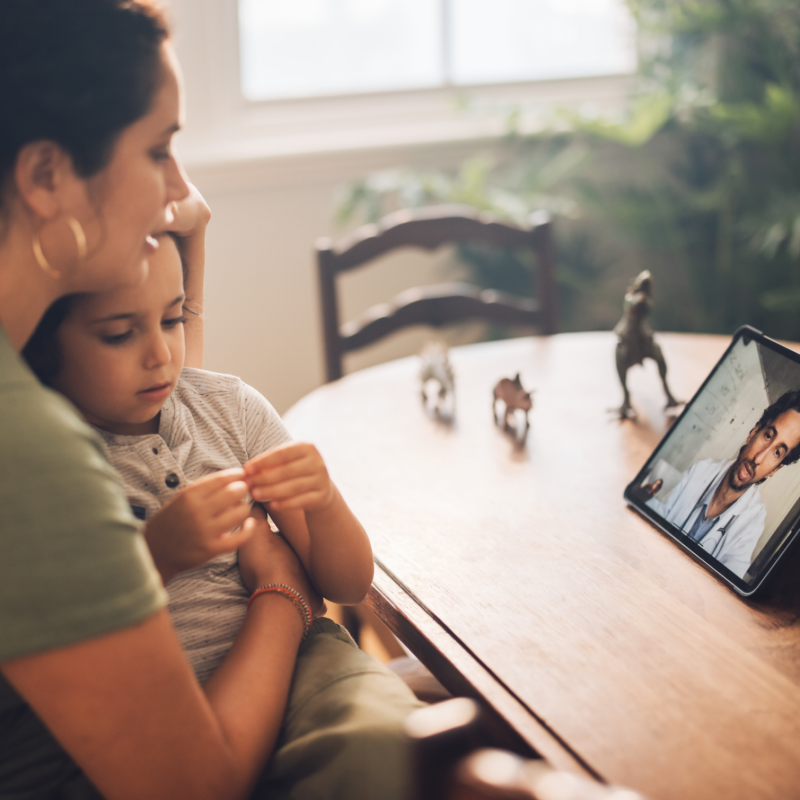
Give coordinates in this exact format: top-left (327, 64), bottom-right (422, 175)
top-left (367, 561), bottom-right (598, 781)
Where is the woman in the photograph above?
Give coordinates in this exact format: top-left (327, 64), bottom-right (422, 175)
top-left (0, 2), bottom-right (418, 799)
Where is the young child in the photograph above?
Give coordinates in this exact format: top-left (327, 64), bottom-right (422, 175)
top-left (23, 207), bottom-right (423, 799)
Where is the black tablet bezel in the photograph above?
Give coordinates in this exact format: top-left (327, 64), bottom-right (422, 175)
top-left (624, 325), bottom-right (800, 597)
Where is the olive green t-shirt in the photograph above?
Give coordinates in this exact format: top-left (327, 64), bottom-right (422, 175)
top-left (0, 324), bottom-right (166, 797)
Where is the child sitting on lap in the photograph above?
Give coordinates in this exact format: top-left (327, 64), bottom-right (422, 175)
top-left (23, 204), bottom-right (423, 800)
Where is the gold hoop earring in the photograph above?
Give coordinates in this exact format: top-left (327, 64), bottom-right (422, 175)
top-left (32, 229), bottom-right (60, 279)
top-left (66, 215), bottom-right (87, 261)
top-left (31, 215), bottom-right (87, 280)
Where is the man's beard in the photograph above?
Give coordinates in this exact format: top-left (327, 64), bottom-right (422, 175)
top-left (728, 446), bottom-right (756, 492)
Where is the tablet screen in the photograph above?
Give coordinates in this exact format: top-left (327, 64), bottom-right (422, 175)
top-left (626, 327), bottom-right (800, 594)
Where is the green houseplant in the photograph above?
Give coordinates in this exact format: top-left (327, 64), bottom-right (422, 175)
top-left (339, 0), bottom-right (800, 338)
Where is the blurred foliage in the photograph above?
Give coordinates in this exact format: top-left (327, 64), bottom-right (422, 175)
top-left (338, 0), bottom-right (800, 338)
top-left (336, 142), bottom-right (584, 228)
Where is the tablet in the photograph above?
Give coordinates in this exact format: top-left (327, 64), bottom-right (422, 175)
top-left (625, 326), bottom-right (800, 596)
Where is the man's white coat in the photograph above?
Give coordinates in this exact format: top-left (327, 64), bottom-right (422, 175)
top-left (647, 458), bottom-right (765, 579)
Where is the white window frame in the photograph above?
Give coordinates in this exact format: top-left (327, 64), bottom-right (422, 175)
top-left (173, 0), bottom-right (637, 178)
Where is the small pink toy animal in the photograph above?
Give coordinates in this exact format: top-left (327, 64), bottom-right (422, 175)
top-left (493, 373), bottom-right (533, 441)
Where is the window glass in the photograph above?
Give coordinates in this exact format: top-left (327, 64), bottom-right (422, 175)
top-left (239, 0), bottom-right (442, 100)
top-left (238, 0), bottom-right (636, 101)
top-left (449, 0), bottom-right (637, 84)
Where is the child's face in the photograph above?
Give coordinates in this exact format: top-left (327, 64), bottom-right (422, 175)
top-left (52, 236), bottom-right (186, 436)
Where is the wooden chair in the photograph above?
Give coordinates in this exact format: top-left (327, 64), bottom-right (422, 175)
top-left (406, 699), bottom-right (648, 800)
top-left (316, 205), bottom-right (558, 383)
top-left (316, 205), bottom-right (557, 695)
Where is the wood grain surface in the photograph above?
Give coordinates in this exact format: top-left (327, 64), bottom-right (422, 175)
top-left (284, 332), bottom-right (800, 800)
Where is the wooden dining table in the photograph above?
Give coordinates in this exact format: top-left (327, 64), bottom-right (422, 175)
top-left (283, 331), bottom-right (800, 800)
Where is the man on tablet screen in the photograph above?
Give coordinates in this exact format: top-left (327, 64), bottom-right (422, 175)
top-left (647, 391), bottom-right (800, 578)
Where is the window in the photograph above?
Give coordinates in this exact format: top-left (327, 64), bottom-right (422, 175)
top-left (171, 0), bottom-right (637, 172)
top-left (239, 0), bottom-right (637, 102)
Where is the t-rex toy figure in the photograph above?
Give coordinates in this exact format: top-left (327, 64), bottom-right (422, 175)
top-left (613, 270), bottom-right (680, 420)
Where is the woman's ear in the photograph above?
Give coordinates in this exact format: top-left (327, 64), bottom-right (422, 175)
top-left (13, 141), bottom-right (75, 220)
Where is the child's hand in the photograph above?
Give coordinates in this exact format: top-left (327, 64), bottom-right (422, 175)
top-left (245, 445), bottom-right (373, 606)
top-left (237, 515), bottom-right (326, 619)
top-left (244, 443), bottom-right (336, 513)
top-left (144, 468), bottom-right (253, 585)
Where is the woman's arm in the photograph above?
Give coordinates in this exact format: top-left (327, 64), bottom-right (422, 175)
top-left (1, 519), bottom-right (314, 800)
top-left (167, 184), bottom-right (210, 369)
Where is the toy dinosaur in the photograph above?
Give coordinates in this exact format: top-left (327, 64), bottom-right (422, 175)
top-left (493, 373), bottom-right (533, 442)
top-left (419, 342), bottom-right (455, 419)
top-left (613, 270), bottom-right (680, 420)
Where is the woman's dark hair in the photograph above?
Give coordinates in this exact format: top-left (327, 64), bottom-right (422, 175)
top-left (0, 0), bottom-right (170, 202)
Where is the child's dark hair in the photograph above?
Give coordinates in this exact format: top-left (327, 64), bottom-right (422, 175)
top-left (22, 232), bottom-right (189, 386)
top-left (22, 295), bottom-right (79, 386)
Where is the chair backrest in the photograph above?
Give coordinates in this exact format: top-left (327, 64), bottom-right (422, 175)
top-left (316, 205), bottom-right (558, 382)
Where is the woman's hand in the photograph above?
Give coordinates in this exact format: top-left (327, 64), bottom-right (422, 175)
top-left (165, 182), bottom-right (211, 238)
top-left (244, 442), bottom-right (335, 513)
top-left (144, 468), bottom-right (253, 585)
top-left (238, 515), bottom-right (325, 619)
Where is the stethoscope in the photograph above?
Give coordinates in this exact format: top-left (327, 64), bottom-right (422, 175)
top-left (680, 472), bottom-right (737, 558)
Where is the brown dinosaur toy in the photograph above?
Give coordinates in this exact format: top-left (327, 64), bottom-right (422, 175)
top-left (613, 270), bottom-right (681, 420)
top-left (493, 373), bottom-right (533, 442)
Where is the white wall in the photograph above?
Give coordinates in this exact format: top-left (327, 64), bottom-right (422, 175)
top-left (657, 337), bottom-right (766, 473)
top-left (190, 145), bottom-right (486, 414)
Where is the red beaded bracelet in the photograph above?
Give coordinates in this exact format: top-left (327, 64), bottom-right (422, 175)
top-left (247, 583), bottom-right (312, 637)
